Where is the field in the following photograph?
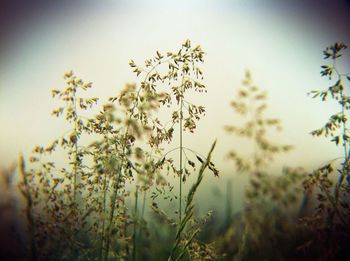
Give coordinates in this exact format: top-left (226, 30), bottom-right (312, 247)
top-left (0, 39), bottom-right (350, 260)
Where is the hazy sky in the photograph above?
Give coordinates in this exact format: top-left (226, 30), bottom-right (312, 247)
top-left (1, 0), bottom-right (350, 179)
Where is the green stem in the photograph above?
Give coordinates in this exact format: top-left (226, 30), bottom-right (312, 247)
top-left (104, 165), bottom-right (122, 261)
top-left (104, 66), bottom-right (156, 259)
top-left (72, 87), bottom-right (79, 205)
top-left (132, 186), bottom-right (139, 261)
top-left (335, 80), bottom-right (348, 204)
top-left (225, 179), bottom-right (233, 228)
top-left (169, 140), bottom-right (217, 260)
top-left (138, 191), bottom-right (147, 242)
top-left (99, 167), bottom-right (108, 261)
top-left (179, 80), bottom-right (184, 224)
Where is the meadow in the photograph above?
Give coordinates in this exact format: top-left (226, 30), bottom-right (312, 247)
top-left (0, 40), bottom-right (349, 261)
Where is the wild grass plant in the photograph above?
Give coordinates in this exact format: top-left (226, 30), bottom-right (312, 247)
top-left (301, 42), bottom-right (350, 259)
top-left (219, 71), bottom-right (306, 260)
top-left (14, 40), bottom-right (218, 261)
top-left (1, 41), bottom-right (350, 260)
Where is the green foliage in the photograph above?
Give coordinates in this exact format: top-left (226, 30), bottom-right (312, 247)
top-left (301, 42), bottom-right (350, 259)
top-left (169, 141), bottom-right (217, 261)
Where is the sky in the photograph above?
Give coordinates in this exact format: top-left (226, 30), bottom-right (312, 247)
top-left (0, 0), bottom-right (350, 206)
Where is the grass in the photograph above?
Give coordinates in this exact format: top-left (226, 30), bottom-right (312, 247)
top-left (0, 41), bottom-right (349, 260)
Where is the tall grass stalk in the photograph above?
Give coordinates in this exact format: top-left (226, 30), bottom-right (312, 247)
top-left (72, 87), bottom-right (79, 204)
top-left (225, 71), bottom-right (293, 260)
top-left (132, 186), bottom-right (139, 261)
top-left (104, 66), bottom-right (158, 259)
top-left (169, 140), bottom-right (217, 260)
top-left (127, 40), bottom-right (210, 258)
top-left (225, 179), bottom-right (233, 228)
top-left (308, 42), bottom-right (350, 230)
top-left (179, 89), bottom-right (184, 224)
top-left (99, 157), bottom-right (109, 261)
